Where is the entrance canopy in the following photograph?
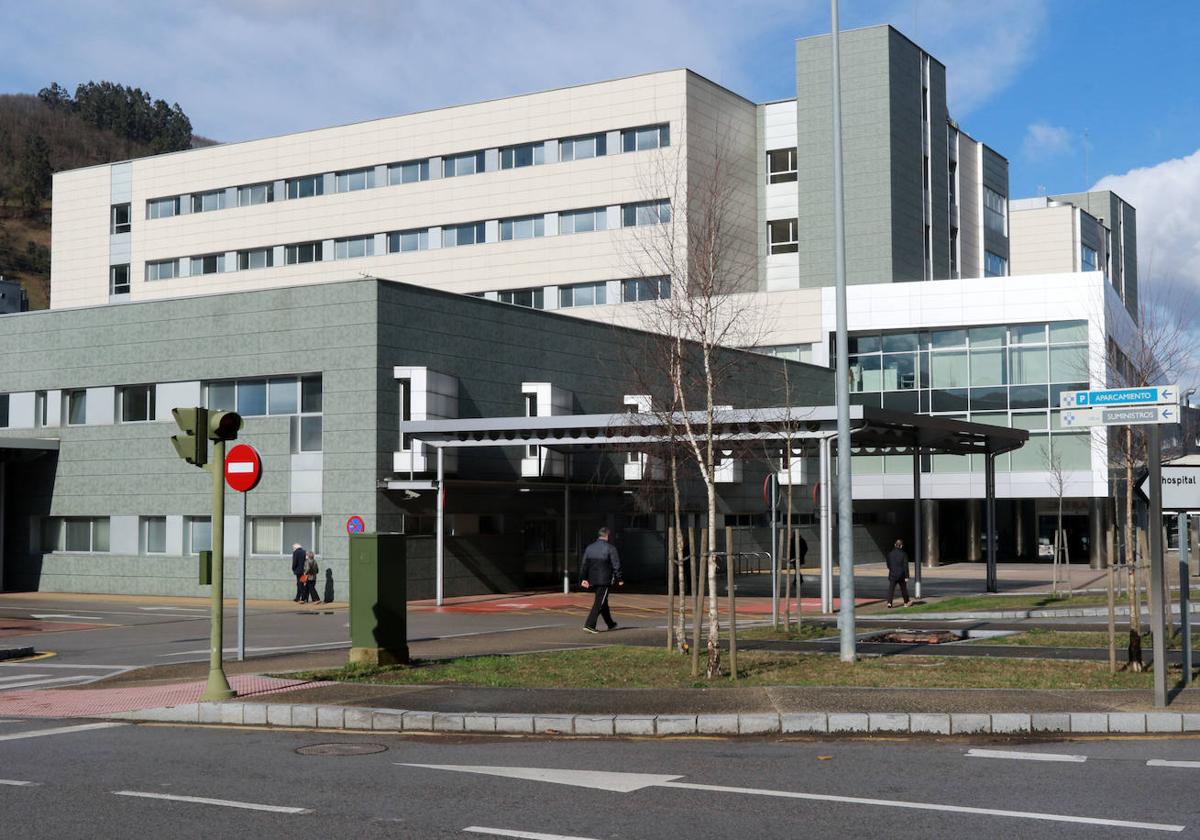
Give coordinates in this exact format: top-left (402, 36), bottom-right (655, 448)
top-left (401, 405), bottom-right (1028, 456)
top-left (400, 406), bottom-right (1027, 603)
top-left (0, 437), bottom-right (60, 462)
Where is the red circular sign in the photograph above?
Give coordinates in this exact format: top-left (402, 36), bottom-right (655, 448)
top-left (224, 444), bottom-right (262, 493)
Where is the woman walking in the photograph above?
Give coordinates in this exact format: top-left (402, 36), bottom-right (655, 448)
top-left (302, 550), bottom-right (323, 605)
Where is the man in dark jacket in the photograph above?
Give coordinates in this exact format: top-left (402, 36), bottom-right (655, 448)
top-left (885, 538), bottom-right (912, 608)
top-left (291, 543), bottom-right (307, 602)
top-left (580, 527), bottom-right (623, 633)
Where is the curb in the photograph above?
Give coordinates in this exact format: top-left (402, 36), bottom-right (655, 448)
top-left (883, 604), bottom-right (1200, 621)
top-left (105, 703), bottom-right (1200, 737)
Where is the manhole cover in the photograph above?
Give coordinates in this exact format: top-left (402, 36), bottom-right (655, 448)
top-left (296, 743), bottom-right (388, 757)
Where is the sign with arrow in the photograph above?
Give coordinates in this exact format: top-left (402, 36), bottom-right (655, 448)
top-left (1138, 465), bottom-right (1200, 510)
top-left (1060, 405), bottom-right (1179, 428)
top-left (1059, 385), bottom-right (1178, 409)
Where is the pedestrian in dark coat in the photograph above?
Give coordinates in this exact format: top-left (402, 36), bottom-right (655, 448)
top-left (885, 538), bottom-right (912, 608)
top-left (302, 551), bottom-right (322, 604)
top-left (580, 527), bottom-right (623, 633)
top-left (291, 543), bottom-right (307, 602)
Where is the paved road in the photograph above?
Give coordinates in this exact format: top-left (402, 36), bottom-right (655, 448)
top-left (1, 717), bottom-right (1198, 838)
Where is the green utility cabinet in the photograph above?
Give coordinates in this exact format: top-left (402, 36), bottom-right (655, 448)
top-left (348, 533), bottom-right (409, 666)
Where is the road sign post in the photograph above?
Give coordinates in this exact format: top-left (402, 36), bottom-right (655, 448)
top-left (224, 444), bottom-right (262, 663)
top-left (1147, 424), bottom-right (1168, 707)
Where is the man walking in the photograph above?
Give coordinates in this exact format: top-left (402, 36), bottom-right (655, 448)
top-left (291, 542), bottom-right (307, 602)
top-left (885, 538), bottom-right (912, 608)
top-left (580, 526), bottom-right (623, 633)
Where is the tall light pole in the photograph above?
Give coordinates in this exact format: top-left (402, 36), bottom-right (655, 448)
top-left (830, 0), bottom-right (856, 662)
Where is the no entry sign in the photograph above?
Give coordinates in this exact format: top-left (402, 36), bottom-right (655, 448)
top-left (224, 444), bottom-right (262, 493)
top-left (346, 515), bottom-right (366, 535)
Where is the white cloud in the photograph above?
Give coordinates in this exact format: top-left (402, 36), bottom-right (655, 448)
top-left (1094, 149), bottom-right (1200, 292)
top-left (1022, 122), bottom-right (1072, 160)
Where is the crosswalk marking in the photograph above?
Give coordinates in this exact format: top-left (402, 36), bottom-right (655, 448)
top-left (113, 790), bottom-right (310, 814)
top-left (1147, 760), bottom-right (1200, 769)
top-left (0, 675), bottom-right (94, 692)
top-left (966, 748), bottom-right (1088, 763)
top-left (0, 722), bottom-right (125, 742)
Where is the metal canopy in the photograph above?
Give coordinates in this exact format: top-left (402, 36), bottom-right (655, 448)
top-left (401, 405), bottom-right (1028, 457)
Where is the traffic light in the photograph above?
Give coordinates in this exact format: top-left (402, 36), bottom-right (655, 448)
top-left (208, 410), bottom-right (242, 441)
top-left (171, 407), bottom-right (208, 467)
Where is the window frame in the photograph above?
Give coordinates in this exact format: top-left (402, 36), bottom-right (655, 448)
top-left (559, 281), bottom-right (607, 308)
top-left (119, 384), bottom-right (156, 423)
top-left (442, 151), bottom-right (485, 178)
top-left (110, 203), bottom-right (132, 234)
top-left (496, 287), bottom-right (544, 309)
top-left (333, 235), bottom-right (375, 260)
top-left (500, 142), bottom-right (545, 169)
top-left (285, 242), bottom-right (322, 265)
top-left (559, 132), bottom-right (607, 162)
top-left (146, 259), bottom-right (178, 282)
top-left (109, 263), bottom-right (132, 295)
top-left (238, 248), bottom-right (274, 271)
top-left (189, 253), bottom-right (225, 275)
top-left (499, 215), bottom-right (545, 242)
top-left (141, 516), bottom-right (167, 555)
top-left (286, 174), bottom-right (325, 200)
top-left (237, 182), bottom-right (274, 207)
top-left (984, 186), bottom-right (1008, 235)
top-left (387, 229), bottom-right (429, 253)
top-left (621, 199), bottom-right (671, 228)
top-left (621, 276), bottom-right (671, 303)
top-left (766, 148), bottom-right (798, 184)
top-left (335, 167), bottom-right (376, 193)
top-left (388, 159), bottom-right (430, 185)
top-left (191, 189), bottom-right (226, 214)
top-left (559, 207), bottom-right (607, 235)
top-left (768, 218), bottom-right (799, 254)
top-left (146, 196), bottom-right (179, 219)
top-left (443, 222), bottom-right (486, 248)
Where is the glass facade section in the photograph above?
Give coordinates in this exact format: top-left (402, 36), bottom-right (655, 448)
top-left (388, 159), bottom-right (430, 185)
top-left (842, 320), bottom-right (1089, 474)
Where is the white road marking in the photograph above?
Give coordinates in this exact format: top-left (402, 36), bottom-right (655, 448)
top-left (0, 674), bottom-right (49, 684)
top-left (966, 748), bottom-right (1088, 763)
top-left (0, 779), bottom-right (38, 786)
top-left (660, 780), bottom-right (1182, 832)
top-left (0, 663), bottom-right (135, 670)
top-left (0, 675), bottom-right (97, 691)
top-left (464, 827), bottom-right (602, 840)
top-left (157, 640), bottom-right (350, 658)
top-left (409, 624), bottom-right (566, 642)
top-left (0, 722), bottom-right (126, 742)
top-left (112, 790), bottom-right (310, 814)
top-left (138, 607), bottom-right (207, 612)
top-left (405, 765), bottom-right (1184, 833)
top-left (1147, 760), bottom-right (1200, 769)
top-left (29, 614), bottom-right (104, 621)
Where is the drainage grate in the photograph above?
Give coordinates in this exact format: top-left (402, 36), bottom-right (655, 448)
top-left (296, 743), bottom-right (388, 757)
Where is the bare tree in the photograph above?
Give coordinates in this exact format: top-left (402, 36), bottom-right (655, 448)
top-left (1045, 448), bottom-right (1068, 598)
top-left (625, 133), bottom-right (761, 678)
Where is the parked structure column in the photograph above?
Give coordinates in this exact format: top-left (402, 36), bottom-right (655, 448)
top-left (922, 499), bottom-right (939, 567)
top-left (966, 500), bottom-right (982, 562)
top-left (1089, 496), bottom-right (1106, 569)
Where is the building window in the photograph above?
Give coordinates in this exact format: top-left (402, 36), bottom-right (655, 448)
top-left (559, 281), bottom-right (607, 308)
top-left (335, 167), bottom-right (376, 193)
top-left (285, 242), bottom-right (322, 264)
top-left (268, 378), bottom-right (298, 415)
top-left (185, 517), bottom-right (211, 554)
top-left (984, 186), bottom-right (1007, 235)
top-left (0, 394), bottom-right (8, 428)
top-left (497, 287), bottom-right (544, 309)
top-left (238, 248), bottom-right (273, 270)
top-left (64, 389), bottom-right (86, 426)
top-left (238, 182), bottom-right (274, 206)
top-left (109, 264), bottom-right (131, 295)
top-left (443, 222), bottom-right (486, 248)
top-left (146, 196), bottom-right (179, 219)
top-left (500, 142), bottom-right (545, 169)
top-left (1081, 245), bottom-right (1099, 272)
top-left (42, 517), bottom-right (109, 553)
top-left (146, 259), bottom-right (178, 282)
top-left (621, 199), bottom-right (671, 227)
top-left (948, 159), bottom-right (958, 205)
top-left (110, 203), bottom-right (131, 234)
top-left (985, 250), bottom-right (1008, 277)
top-left (621, 124), bottom-right (669, 152)
top-left (767, 148), bottom-right (797, 184)
top-left (388, 159), bottom-right (430, 185)
top-left (756, 344), bottom-right (814, 364)
top-left (286, 174), bottom-right (324, 199)
top-left (500, 215), bottom-right (545, 241)
top-left (398, 377), bottom-right (412, 452)
top-left (251, 517), bottom-right (320, 556)
top-left (559, 132), bottom-right (606, 162)
top-left (387, 229), bottom-right (429, 253)
top-left (191, 190), bottom-right (226, 214)
top-left (204, 375), bottom-right (321, 451)
top-left (334, 235), bottom-right (375, 260)
top-left (621, 276), bottom-right (670, 302)
top-left (141, 516), bottom-right (167, 554)
top-left (120, 385), bottom-right (155, 423)
top-left (559, 207), bottom-right (607, 235)
top-left (950, 227), bottom-right (959, 277)
top-left (443, 151), bottom-right (485, 178)
top-left (190, 254), bottom-right (225, 275)
top-left (768, 218), bottom-right (799, 254)
top-left (524, 392), bottom-right (539, 458)
top-left (35, 391), bottom-right (47, 428)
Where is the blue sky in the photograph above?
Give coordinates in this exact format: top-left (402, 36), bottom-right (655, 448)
top-left (3, 0), bottom-right (1198, 292)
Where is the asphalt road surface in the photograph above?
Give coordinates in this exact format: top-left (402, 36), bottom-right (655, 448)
top-left (1, 718), bottom-right (1198, 838)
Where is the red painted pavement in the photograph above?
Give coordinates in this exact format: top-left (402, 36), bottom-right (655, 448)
top-left (412, 592), bottom-right (876, 614)
top-left (0, 674), bottom-right (318, 719)
top-left (0, 619), bottom-right (101, 637)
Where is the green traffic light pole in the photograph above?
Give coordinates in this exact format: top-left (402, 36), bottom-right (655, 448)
top-left (202, 436), bottom-right (235, 702)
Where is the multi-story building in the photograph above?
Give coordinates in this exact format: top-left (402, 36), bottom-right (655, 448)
top-left (5, 23), bottom-right (1159, 596)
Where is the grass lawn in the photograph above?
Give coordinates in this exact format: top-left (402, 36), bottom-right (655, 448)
top-left (282, 645), bottom-right (1165, 691)
top-left (737, 623), bottom-right (836, 642)
top-left (880, 587), bottom-right (1200, 616)
top-left (978, 627), bottom-right (1200, 650)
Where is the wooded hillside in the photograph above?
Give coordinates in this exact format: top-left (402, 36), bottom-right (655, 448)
top-left (0, 83), bottom-right (207, 309)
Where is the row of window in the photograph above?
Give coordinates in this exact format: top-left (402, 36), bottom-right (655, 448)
top-left (139, 123), bottom-right (670, 222)
top-left (40, 516), bottom-right (320, 557)
top-left (476, 276), bottom-right (671, 311)
top-left (133, 200), bottom-right (671, 286)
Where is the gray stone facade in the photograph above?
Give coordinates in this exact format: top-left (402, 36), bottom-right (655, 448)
top-left (0, 278), bottom-right (833, 598)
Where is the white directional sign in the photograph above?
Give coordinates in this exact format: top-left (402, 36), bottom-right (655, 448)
top-left (1060, 405), bottom-right (1180, 428)
top-left (1059, 384), bottom-right (1178, 409)
top-left (1138, 466), bottom-right (1200, 510)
